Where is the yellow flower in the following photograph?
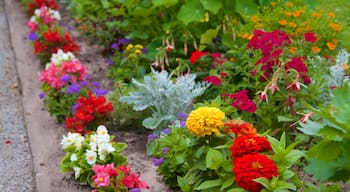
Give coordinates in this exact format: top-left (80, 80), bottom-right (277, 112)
top-left (135, 44), bottom-right (143, 49)
top-left (329, 23), bottom-right (342, 32)
top-left (128, 53), bottom-right (137, 58)
top-left (251, 16), bottom-right (260, 23)
top-left (125, 44), bottom-right (134, 51)
top-left (326, 42), bottom-right (336, 50)
top-left (241, 33), bottom-right (253, 40)
top-left (288, 22), bottom-right (297, 28)
top-left (312, 46), bottom-right (320, 53)
top-left (134, 49), bottom-right (142, 55)
top-left (186, 107), bottom-right (225, 137)
top-left (279, 19), bottom-right (288, 26)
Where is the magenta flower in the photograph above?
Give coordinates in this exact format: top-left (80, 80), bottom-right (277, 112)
top-left (92, 173), bottom-right (110, 187)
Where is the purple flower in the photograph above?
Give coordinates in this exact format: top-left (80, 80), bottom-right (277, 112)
top-left (38, 92), bottom-right (45, 99)
top-left (86, 74), bottom-right (93, 80)
top-left (179, 121), bottom-right (186, 128)
top-left (162, 147), bottom-right (170, 154)
top-left (147, 134), bottom-right (159, 143)
top-left (152, 157), bottom-right (164, 166)
top-left (142, 47), bottom-right (148, 54)
top-left (161, 128), bottom-right (171, 135)
top-left (66, 84), bottom-right (81, 94)
top-left (66, 26), bottom-right (73, 31)
top-left (91, 81), bottom-right (100, 88)
top-left (111, 43), bottom-right (118, 49)
top-left (104, 58), bottom-right (114, 65)
top-left (93, 88), bottom-right (108, 96)
top-left (178, 113), bottom-right (188, 120)
top-left (118, 38), bottom-right (132, 45)
top-left (28, 31), bottom-right (38, 41)
top-left (79, 80), bottom-right (88, 87)
top-left (60, 74), bottom-right (71, 83)
top-left (71, 103), bottom-right (79, 112)
top-left (129, 188), bottom-right (140, 192)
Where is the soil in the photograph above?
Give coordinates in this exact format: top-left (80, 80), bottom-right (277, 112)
top-left (7, 0), bottom-right (171, 192)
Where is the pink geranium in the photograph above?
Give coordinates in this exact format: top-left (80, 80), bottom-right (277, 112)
top-left (92, 173), bottom-right (110, 187)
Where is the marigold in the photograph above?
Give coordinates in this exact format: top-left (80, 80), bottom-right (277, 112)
top-left (329, 12), bottom-right (335, 18)
top-left (327, 42), bottom-right (336, 50)
top-left (251, 16), bottom-right (260, 23)
top-left (279, 19), bottom-right (288, 26)
top-left (312, 46), bottom-right (320, 53)
top-left (289, 46), bottom-right (297, 54)
top-left (234, 154), bottom-right (278, 192)
top-left (186, 107), bottom-right (225, 137)
top-left (224, 119), bottom-right (257, 137)
top-left (231, 135), bottom-right (272, 158)
top-left (329, 23), bottom-right (342, 31)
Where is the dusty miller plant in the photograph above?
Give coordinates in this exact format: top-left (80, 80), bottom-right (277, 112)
top-left (119, 68), bottom-right (209, 133)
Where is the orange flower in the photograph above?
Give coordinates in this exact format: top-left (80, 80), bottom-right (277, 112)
top-left (251, 16), bottom-right (260, 23)
top-left (329, 12), bottom-right (335, 18)
top-left (224, 119), bottom-right (257, 137)
top-left (279, 19), bottom-right (288, 26)
top-left (312, 46), bottom-right (320, 53)
top-left (312, 12), bottom-right (321, 19)
top-left (289, 46), bottom-right (297, 54)
top-left (285, 2), bottom-right (293, 7)
top-left (343, 64), bottom-right (349, 70)
top-left (292, 11), bottom-right (301, 17)
top-left (271, 2), bottom-right (277, 7)
top-left (288, 22), bottom-right (297, 28)
top-left (241, 33), bottom-right (253, 40)
top-left (327, 42), bottom-right (336, 50)
top-left (285, 12), bottom-right (293, 16)
top-left (329, 23), bottom-right (342, 31)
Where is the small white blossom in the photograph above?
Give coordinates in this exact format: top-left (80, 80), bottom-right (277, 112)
top-left (70, 153), bottom-right (77, 161)
top-left (86, 150), bottom-right (97, 165)
top-left (73, 167), bottom-right (81, 179)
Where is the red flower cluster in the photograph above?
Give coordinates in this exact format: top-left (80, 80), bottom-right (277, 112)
top-left (285, 57), bottom-right (311, 84)
top-left (65, 92), bottom-right (113, 134)
top-left (231, 135), bottom-right (272, 158)
top-left (222, 90), bottom-right (257, 113)
top-left (233, 153), bottom-right (278, 192)
top-left (203, 75), bottom-right (222, 86)
top-left (304, 32), bottom-right (317, 43)
top-left (248, 29), bottom-right (291, 80)
top-left (35, 29), bottom-right (80, 55)
top-left (189, 50), bottom-right (208, 64)
top-left (28, 0), bottom-right (59, 15)
top-left (224, 119), bottom-right (257, 137)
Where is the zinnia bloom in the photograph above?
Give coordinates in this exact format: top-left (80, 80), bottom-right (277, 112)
top-left (186, 107), bottom-right (225, 137)
top-left (231, 135), bottom-right (272, 158)
top-left (224, 119), bottom-right (257, 137)
top-left (233, 153), bottom-right (278, 192)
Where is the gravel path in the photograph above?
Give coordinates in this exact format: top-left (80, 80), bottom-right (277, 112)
top-left (0, 0), bottom-right (35, 191)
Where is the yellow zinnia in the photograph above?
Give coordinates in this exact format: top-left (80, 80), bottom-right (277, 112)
top-left (186, 107), bottom-right (225, 137)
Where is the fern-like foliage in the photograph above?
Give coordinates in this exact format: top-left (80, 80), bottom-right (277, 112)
top-left (119, 69), bottom-right (209, 132)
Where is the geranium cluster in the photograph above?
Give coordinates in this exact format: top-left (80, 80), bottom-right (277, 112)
top-left (227, 120), bottom-right (278, 192)
top-left (65, 92), bottom-right (113, 134)
top-left (223, 90), bottom-right (257, 113)
top-left (26, 6), bottom-right (61, 32)
top-left (27, 0), bottom-right (59, 15)
top-left (91, 163), bottom-right (149, 191)
top-left (60, 125), bottom-right (128, 184)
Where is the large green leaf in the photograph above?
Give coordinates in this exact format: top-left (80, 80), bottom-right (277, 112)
top-left (236, 0), bottom-right (259, 17)
top-left (153, 0), bottom-right (179, 7)
top-left (206, 148), bottom-right (223, 169)
top-left (199, 27), bottom-right (220, 50)
top-left (304, 158), bottom-right (338, 180)
top-left (195, 179), bottom-right (222, 190)
top-left (200, 0), bottom-right (223, 14)
top-left (177, 0), bottom-right (206, 25)
top-left (307, 140), bottom-right (341, 161)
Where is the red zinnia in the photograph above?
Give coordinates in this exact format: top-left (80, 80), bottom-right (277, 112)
top-left (304, 32), bottom-right (317, 43)
top-left (203, 76), bottom-right (222, 86)
top-left (189, 50), bottom-right (208, 64)
top-left (231, 135), bottom-right (272, 159)
top-left (233, 154), bottom-right (278, 192)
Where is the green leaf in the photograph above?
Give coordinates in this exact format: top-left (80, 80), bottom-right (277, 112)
top-left (195, 179), bottom-right (222, 190)
top-left (298, 120), bottom-right (324, 135)
top-left (199, 27), bottom-right (220, 50)
top-left (220, 177), bottom-right (234, 191)
top-left (142, 115), bottom-right (175, 130)
top-left (200, 0), bottom-right (223, 14)
top-left (177, 0), bottom-right (206, 25)
top-left (275, 181), bottom-right (297, 190)
top-left (304, 158), bottom-right (337, 180)
top-left (153, 0), bottom-right (179, 7)
top-left (236, 0), bottom-right (259, 17)
top-left (206, 148), bottom-right (223, 169)
top-left (277, 116), bottom-right (294, 122)
top-left (227, 189), bottom-right (246, 192)
top-left (307, 140), bottom-right (341, 161)
top-left (285, 150), bottom-right (304, 165)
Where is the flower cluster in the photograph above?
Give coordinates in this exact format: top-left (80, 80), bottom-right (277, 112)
top-left (65, 92), bottom-right (114, 134)
top-left (27, 0), bottom-right (59, 15)
top-left (228, 120), bottom-right (277, 192)
top-left (223, 90), bottom-right (257, 113)
top-left (91, 163), bottom-right (149, 191)
top-left (185, 107), bottom-right (225, 136)
top-left (189, 50), bottom-right (209, 64)
top-left (27, 6), bottom-right (61, 32)
top-left (60, 125), bottom-right (128, 184)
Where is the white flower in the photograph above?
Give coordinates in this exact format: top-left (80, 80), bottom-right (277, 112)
top-left (61, 132), bottom-right (84, 150)
top-left (96, 135), bottom-right (110, 146)
top-left (70, 153), bottom-right (77, 162)
top-left (61, 133), bottom-right (74, 150)
top-left (97, 143), bottom-right (115, 161)
top-left (97, 125), bottom-right (109, 136)
top-left (34, 9), bottom-right (40, 17)
top-left (73, 135), bottom-right (85, 150)
top-left (73, 167), bottom-right (81, 179)
top-left (99, 153), bottom-right (106, 161)
top-left (86, 150), bottom-right (97, 165)
top-left (51, 10), bottom-right (61, 20)
top-left (89, 142), bottom-right (97, 152)
top-left (30, 16), bottom-right (36, 22)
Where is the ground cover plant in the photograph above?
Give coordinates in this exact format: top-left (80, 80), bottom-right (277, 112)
top-left (20, 0), bottom-right (350, 191)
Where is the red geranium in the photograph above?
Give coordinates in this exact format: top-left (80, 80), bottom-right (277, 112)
top-left (65, 92), bottom-right (113, 134)
top-left (189, 50), bottom-right (208, 64)
top-left (304, 32), bottom-right (317, 43)
top-left (27, 0), bottom-right (59, 15)
top-left (233, 153), bottom-right (278, 192)
top-left (285, 57), bottom-right (311, 84)
top-left (203, 76), bottom-right (222, 86)
top-left (231, 135), bottom-right (272, 158)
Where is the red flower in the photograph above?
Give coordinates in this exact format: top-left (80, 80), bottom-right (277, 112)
top-left (233, 154), bottom-right (278, 192)
top-left (223, 90), bottom-right (257, 113)
top-left (203, 76), bottom-right (222, 86)
top-left (304, 32), bottom-right (317, 43)
top-left (224, 119), bottom-right (257, 137)
top-left (231, 135), bottom-right (272, 158)
top-left (43, 30), bottom-right (61, 42)
top-left (285, 57), bottom-right (311, 85)
top-left (189, 50), bottom-right (208, 64)
top-left (27, 0), bottom-right (59, 15)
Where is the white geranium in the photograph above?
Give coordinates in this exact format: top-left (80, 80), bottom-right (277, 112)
top-left (97, 125), bottom-right (109, 136)
top-left (46, 49), bottom-right (77, 69)
top-left (70, 153), bottom-right (77, 161)
top-left (73, 167), bottom-right (81, 179)
top-left (61, 132), bottom-right (84, 150)
top-left (86, 150), bottom-right (97, 165)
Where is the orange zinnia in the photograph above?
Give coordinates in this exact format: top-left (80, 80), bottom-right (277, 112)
top-left (224, 119), bottom-right (257, 137)
top-left (312, 46), bottom-right (320, 53)
top-left (327, 42), bottom-right (336, 50)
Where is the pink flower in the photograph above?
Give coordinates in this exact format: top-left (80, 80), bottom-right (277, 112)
top-left (92, 173), bottom-right (110, 187)
top-left (304, 32), bottom-right (317, 43)
top-left (223, 90), bottom-right (257, 113)
top-left (26, 20), bottom-right (38, 32)
top-left (121, 173), bottom-right (149, 189)
top-left (203, 76), bottom-right (222, 86)
top-left (39, 6), bottom-right (48, 17)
